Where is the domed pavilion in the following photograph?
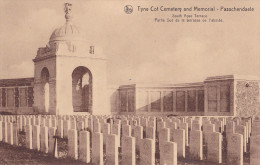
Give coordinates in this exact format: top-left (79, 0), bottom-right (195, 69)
top-left (33, 3), bottom-right (109, 115)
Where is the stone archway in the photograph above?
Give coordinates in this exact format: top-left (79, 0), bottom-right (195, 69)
top-left (72, 66), bottom-right (92, 112)
top-left (41, 67), bottom-right (50, 113)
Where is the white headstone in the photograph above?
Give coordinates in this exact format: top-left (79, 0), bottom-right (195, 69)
top-left (250, 135), bottom-right (260, 165)
top-left (160, 141), bottom-right (177, 165)
top-left (189, 130), bottom-right (203, 160)
top-left (121, 136), bottom-right (135, 165)
top-left (140, 138), bottom-right (155, 165)
top-left (207, 132), bottom-right (222, 163)
top-left (68, 129), bottom-right (78, 159)
top-left (227, 133), bottom-right (243, 165)
top-left (79, 131), bottom-right (90, 163)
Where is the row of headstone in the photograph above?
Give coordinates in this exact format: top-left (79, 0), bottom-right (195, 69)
top-left (0, 121), bottom-right (18, 145)
top-left (0, 115), bottom-right (259, 164)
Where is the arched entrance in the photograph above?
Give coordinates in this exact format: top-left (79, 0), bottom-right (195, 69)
top-left (41, 67), bottom-right (50, 113)
top-left (72, 66), bottom-right (92, 112)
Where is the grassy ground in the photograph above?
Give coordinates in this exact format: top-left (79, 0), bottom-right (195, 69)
top-left (0, 142), bottom-right (87, 165)
top-left (0, 141), bottom-right (250, 165)
top-left (0, 131), bottom-right (251, 165)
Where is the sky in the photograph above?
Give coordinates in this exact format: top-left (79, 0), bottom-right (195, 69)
top-left (0, 0), bottom-right (259, 85)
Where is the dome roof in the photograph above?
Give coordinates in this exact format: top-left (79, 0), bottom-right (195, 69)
top-left (49, 22), bottom-right (81, 43)
top-left (49, 3), bottom-right (83, 43)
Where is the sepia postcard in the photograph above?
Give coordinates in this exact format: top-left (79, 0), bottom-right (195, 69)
top-left (0, 0), bottom-right (259, 164)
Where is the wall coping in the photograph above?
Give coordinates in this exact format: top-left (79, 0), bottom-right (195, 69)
top-left (205, 74), bottom-right (260, 82)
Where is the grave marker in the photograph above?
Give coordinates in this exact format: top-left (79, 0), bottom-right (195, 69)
top-left (48, 127), bottom-right (57, 154)
top-left (189, 130), bottom-right (203, 160)
top-left (172, 129), bottom-right (185, 158)
top-left (160, 141), bottom-right (177, 165)
top-left (26, 125), bottom-right (33, 149)
top-left (140, 138), bottom-right (155, 165)
top-left (68, 129), bottom-right (78, 159)
top-left (207, 132), bottom-right (222, 163)
top-left (122, 136), bottom-right (135, 165)
top-left (92, 132), bottom-right (103, 165)
top-left (250, 135), bottom-right (260, 165)
top-left (227, 133), bottom-right (243, 165)
top-left (32, 125), bottom-right (40, 150)
top-left (79, 131), bottom-right (90, 163)
top-left (146, 126), bottom-right (155, 139)
top-left (106, 134), bottom-right (119, 165)
top-left (40, 126), bottom-right (48, 153)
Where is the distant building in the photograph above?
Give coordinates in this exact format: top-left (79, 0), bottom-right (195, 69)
top-left (0, 4), bottom-right (259, 117)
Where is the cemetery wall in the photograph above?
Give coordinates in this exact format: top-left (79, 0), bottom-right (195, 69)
top-left (235, 80), bottom-right (260, 117)
top-left (108, 85), bottom-right (120, 114)
top-left (118, 75), bottom-right (260, 116)
top-left (0, 78), bottom-right (34, 114)
top-left (0, 75), bottom-right (259, 117)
